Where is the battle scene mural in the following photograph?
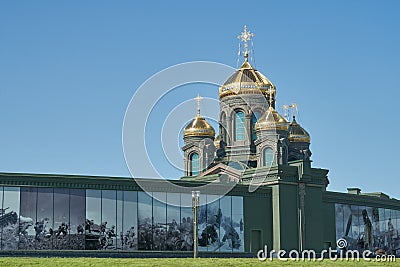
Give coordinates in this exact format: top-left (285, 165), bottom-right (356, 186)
top-left (335, 204), bottom-right (400, 256)
top-left (198, 195), bottom-right (244, 252)
top-left (0, 187), bottom-right (244, 252)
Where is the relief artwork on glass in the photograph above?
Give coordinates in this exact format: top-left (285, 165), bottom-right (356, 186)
top-left (69, 189), bottom-right (86, 250)
top-left (85, 189), bottom-right (102, 250)
top-left (1, 187), bottom-right (20, 250)
top-left (0, 186), bottom-right (245, 252)
top-left (197, 195), bottom-right (244, 252)
top-left (335, 204), bottom-right (400, 256)
top-left (231, 196), bottom-right (244, 252)
top-left (165, 193), bottom-right (181, 251)
top-left (153, 192), bottom-right (167, 251)
top-left (101, 190), bottom-right (117, 250)
top-left (180, 193), bottom-right (194, 251)
top-left (122, 191), bottom-right (138, 250)
top-left (138, 191), bottom-right (153, 250)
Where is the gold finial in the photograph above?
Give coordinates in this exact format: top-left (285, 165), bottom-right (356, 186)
top-left (194, 93), bottom-right (202, 115)
top-left (238, 25), bottom-right (254, 62)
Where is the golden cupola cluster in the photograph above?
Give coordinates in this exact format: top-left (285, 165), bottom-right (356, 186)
top-left (288, 116), bottom-right (311, 143)
top-left (256, 105), bottom-right (311, 143)
top-left (219, 61), bottom-right (275, 99)
top-left (183, 94), bottom-right (215, 138)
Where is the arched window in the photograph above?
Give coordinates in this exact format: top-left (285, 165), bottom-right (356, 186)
top-left (190, 153), bottom-right (200, 176)
top-left (263, 148), bottom-right (274, 167)
top-left (234, 110), bottom-right (245, 141)
top-left (252, 111), bottom-right (261, 142)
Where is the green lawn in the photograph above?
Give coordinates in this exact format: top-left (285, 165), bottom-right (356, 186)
top-left (0, 258), bottom-right (397, 267)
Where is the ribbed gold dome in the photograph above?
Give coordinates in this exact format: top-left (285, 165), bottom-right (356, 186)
top-left (255, 106), bottom-right (289, 131)
top-left (183, 114), bottom-right (215, 138)
top-left (219, 61), bottom-right (275, 99)
top-left (288, 117), bottom-right (310, 143)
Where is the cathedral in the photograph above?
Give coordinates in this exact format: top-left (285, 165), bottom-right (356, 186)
top-left (0, 26), bottom-right (399, 257)
top-left (182, 26), bottom-right (312, 183)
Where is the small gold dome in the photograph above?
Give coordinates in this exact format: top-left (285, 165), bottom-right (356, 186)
top-left (288, 117), bottom-right (310, 143)
top-left (255, 106), bottom-right (289, 131)
top-left (219, 61), bottom-right (275, 99)
top-left (184, 114), bottom-right (215, 138)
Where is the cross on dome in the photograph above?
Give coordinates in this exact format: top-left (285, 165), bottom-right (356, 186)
top-left (237, 25), bottom-right (254, 61)
top-left (194, 93), bottom-right (202, 115)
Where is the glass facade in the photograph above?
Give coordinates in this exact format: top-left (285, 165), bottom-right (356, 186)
top-left (197, 195), bottom-right (244, 252)
top-left (335, 204), bottom-right (400, 256)
top-left (0, 186), bottom-right (244, 252)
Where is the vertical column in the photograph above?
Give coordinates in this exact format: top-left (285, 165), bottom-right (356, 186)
top-left (226, 115), bottom-right (232, 145)
top-left (192, 191), bottom-right (200, 258)
top-left (245, 113), bottom-right (252, 144)
top-left (299, 183), bottom-right (306, 251)
top-left (184, 156), bottom-right (188, 176)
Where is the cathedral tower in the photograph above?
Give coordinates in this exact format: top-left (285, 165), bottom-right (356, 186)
top-left (182, 95), bottom-right (216, 176)
top-left (182, 26), bottom-right (312, 180)
top-left (217, 26), bottom-right (276, 167)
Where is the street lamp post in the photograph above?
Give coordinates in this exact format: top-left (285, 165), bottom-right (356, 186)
top-left (192, 190), bottom-right (200, 258)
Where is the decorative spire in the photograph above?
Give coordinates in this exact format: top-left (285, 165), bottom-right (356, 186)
top-left (194, 93), bottom-right (202, 116)
top-left (237, 25), bottom-right (254, 62)
top-left (267, 86), bottom-right (274, 108)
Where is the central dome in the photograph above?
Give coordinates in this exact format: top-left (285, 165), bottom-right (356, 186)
top-left (219, 61), bottom-right (275, 99)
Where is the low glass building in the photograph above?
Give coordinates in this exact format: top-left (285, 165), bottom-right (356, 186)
top-left (0, 174), bottom-right (253, 253)
top-left (0, 164), bottom-right (399, 257)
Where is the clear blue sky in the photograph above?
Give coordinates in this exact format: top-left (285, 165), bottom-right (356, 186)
top-left (1, 1), bottom-right (399, 197)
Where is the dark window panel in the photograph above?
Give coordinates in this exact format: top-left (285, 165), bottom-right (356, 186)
top-left (138, 192), bottom-right (152, 250)
top-left (123, 191), bottom-right (137, 251)
top-left (69, 189), bottom-right (85, 250)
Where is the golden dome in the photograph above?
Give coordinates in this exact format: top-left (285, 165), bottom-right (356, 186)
top-left (219, 61), bottom-right (275, 99)
top-left (255, 106), bottom-right (289, 131)
top-left (288, 117), bottom-right (310, 143)
top-left (183, 114), bottom-right (215, 138)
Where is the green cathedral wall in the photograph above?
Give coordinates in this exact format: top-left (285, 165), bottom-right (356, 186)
top-left (243, 194), bottom-right (272, 252)
top-left (322, 201), bottom-right (336, 248)
top-left (304, 185), bottom-right (324, 251)
top-left (272, 183), bottom-right (299, 251)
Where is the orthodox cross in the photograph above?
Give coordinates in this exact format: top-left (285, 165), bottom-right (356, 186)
top-left (195, 94), bottom-right (202, 115)
top-left (283, 103), bottom-right (298, 120)
top-left (267, 86), bottom-right (274, 108)
top-left (237, 25), bottom-right (254, 61)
